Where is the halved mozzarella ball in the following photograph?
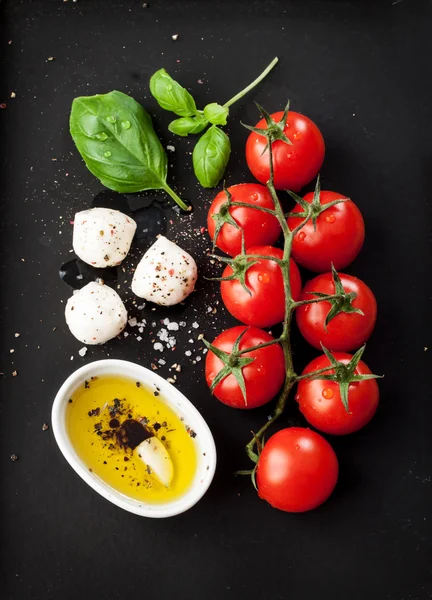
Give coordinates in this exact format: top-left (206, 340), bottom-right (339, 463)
top-left (65, 281), bottom-right (127, 344)
top-left (131, 236), bottom-right (197, 306)
top-left (136, 437), bottom-right (174, 488)
top-left (73, 207), bottom-right (137, 268)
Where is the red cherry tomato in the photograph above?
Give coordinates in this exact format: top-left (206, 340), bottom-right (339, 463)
top-left (296, 272), bottom-right (377, 351)
top-left (220, 246), bottom-right (302, 328)
top-left (297, 352), bottom-right (379, 435)
top-left (245, 111), bottom-right (325, 191)
top-left (204, 326), bottom-right (285, 409)
top-left (207, 183), bottom-right (281, 257)
top-left (287, 191), bottom-right (365, 272)
top-left (256, 427), bottom-right (338, 512)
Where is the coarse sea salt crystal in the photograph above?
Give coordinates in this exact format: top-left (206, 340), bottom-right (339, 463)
top-left (185, 350), bottom-right (192, 357)
top-left (163, 318), bottom-right (170, 326)
top-left (136, 336), bottom-right (142, 341)
top-left (192, 322), bottom-right (199, 329)
top-left (179, 321), bottom-right (187, 327)
top-left (154, 342), bottom-right (164, 352)
top-left (158, 359), bottom-right (166, 365)
top-left (128, 317), bottom-right (138, 327)
top-left (168, 322), bottom-right (179, 331)
top-left (78, 347), bottom-right (87, 357)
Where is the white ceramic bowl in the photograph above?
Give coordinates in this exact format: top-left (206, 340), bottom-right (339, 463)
top-left (51, 359), bottom-right (216, 518)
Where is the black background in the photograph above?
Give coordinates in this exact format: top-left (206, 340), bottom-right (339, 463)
top-left (1, 1), bottom-right (431, 599)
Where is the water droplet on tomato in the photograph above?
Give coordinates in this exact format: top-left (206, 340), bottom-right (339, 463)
top-left (298, 231), bottom-right (306, 241)
top-left (121, 120), bottom-right (131, 130)
top-left (295, 444), bottom-right (300, 450)
top-left (258, 272), bottom-right (270, 283)
top-left (208, 372), bottom-right (215, 381)
top-left (295, 393), bottom-right (300, 403)
top-left (106, 115), bottom-right (116, 123)
top-left (293, 131), bottom-right (302, 140)
top-left (322, 387), bottom-right (334, 399)
top-left (286, 152), bottom-right (293, 159)
top-left (104, 151), bottom-right (112, 158)
top-left (95, 132), bottom-right (108, 141)
top-left (250, 193), bottom-right (259, 201)
top-left (325, 214), bottom-right (336, 223)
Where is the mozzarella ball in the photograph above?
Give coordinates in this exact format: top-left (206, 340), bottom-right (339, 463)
top-left (131, 236), bottom-right (198, 306)
top-left (65, 282), bottom-right (127, 344)
top-left (73, 207), bottom-right (137, 268)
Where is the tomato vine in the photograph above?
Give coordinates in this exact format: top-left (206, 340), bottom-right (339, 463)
top-left (205, 102), bottom-right (380, 467)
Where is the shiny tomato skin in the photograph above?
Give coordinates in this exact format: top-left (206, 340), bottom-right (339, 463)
top-left (207, 183), bottom-right (281, 257)
top-left (296, 272), bottom-right (377, 351)
top-left (256, 427), bottom-right (338, 512)
top-left (297, 353), bottom-right (379, 435)
top-left (220, 246), bottom-right (302, 328)
top-left (245, 111), bottom-right (325, 191)
top-left (204, 326), bottom-right (285, 409)
top-left (287, 191), bottom-right (365, 272)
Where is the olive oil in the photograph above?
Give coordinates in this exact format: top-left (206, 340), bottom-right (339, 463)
top-left (67, 375), bottom-right (197, 503)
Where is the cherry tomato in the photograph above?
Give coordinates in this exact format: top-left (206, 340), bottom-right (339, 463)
top-left (256, 427), bottom-right (338, 512)
top-left (245, 111), bottom-right (325, 191)
top-left (220, 246), bottom-right (302, 328)
top-left (296, 272), bottom-right (377, 351)
top-left (287, 191), bottom-right (365, 272)
top-left (297, 353), bottom-right (379, 435)
top-left (207, 183), bottom-right (281, 257)
top-left (204, 326), bottom-right (285, 409)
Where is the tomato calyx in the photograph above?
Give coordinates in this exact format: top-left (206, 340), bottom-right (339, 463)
top-left (203, 328), bottom-right (256, 405)
top-left (309, 344), bottom-right (382, 412)
top-left (286, 176), bottom-right (347, 232)
top-left (242, 99), bottom-right (293, 153)
top-left (309, 264), bottom-right (364, 329)
top-left (210, 187), bottom-right (240, 249)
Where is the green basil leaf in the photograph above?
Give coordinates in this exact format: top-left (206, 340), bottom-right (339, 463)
top-left (192, 125), bottom-right (231, 188)
top-left (203, 102), bottom-right (229, 126)
top-left (150, 68), bottom-right (197, 117)
top-left (69, 91), bottom-right (189, 210)
top-left (70, 90), bottom-right (169, 193)
top-left (168, 115), bottom-right (208, 137)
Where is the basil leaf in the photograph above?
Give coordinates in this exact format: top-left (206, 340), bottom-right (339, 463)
top-left (150, 69), bottom-right (197, 117)
top-left (203, 102), bottom-right (229, 126)
top-left (168, 115), bottom-right (208, 137)
top-left (69, 90), bottom-right (188, 210)
top-left (192, 125), bottom-right (231, 188)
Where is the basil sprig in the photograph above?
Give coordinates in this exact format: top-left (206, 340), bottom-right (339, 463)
top-left (69, 90), bottom-right (188, 211)
top-left (149, 57), bottom-right (278, 188)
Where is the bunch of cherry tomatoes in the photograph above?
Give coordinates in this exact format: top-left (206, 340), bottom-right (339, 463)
top-left (204, 106), bottom-right (380, 513)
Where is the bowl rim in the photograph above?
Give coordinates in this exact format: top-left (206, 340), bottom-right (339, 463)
top-left (51, 358), bottom-right (217, 518)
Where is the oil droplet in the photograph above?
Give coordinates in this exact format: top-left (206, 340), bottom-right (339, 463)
top-left (293, 131), bottom-right (302, 140)
top-left (95, 132), bottom-right (108, 141)
top-left (106, 115), bottom-right (116, 123)
top-left (121, 120), bottom-right (131, 130)
top-left (322, 388), bottom-right (334, 399)
top-left (258, 272), bottom-right (270, 283)
top-left (298, 231), bottom-right (306, 241)
top-left (325, 214), bottom-right (336, 223)
top-left (295, 444), bottom-right (300, 450)
top-left (208, 372), bottom-right (215, 382)
top-left (250, 193), bottom-right (259, 201)
top-left (104, 151), bottom-right (112, 158)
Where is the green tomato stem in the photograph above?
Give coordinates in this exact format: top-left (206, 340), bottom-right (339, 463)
top-left (223, 57), bottom-right (279, 109)
top-left (161, 182), bottom-right (190, 212)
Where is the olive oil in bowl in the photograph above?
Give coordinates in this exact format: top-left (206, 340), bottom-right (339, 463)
top-left (67, 375), bottom-right (197, 504)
